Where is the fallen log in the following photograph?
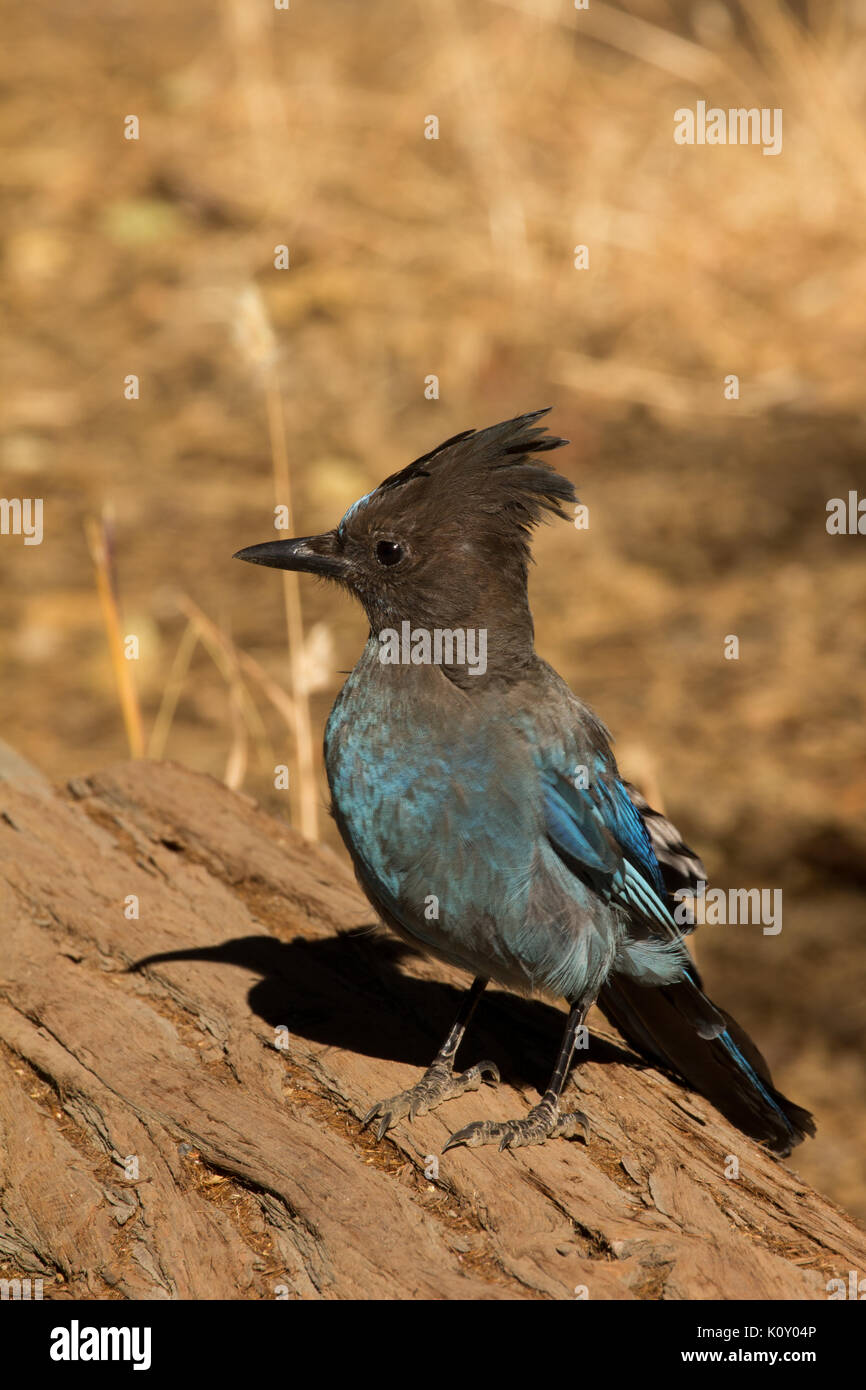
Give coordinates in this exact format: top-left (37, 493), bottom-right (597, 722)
top-left (0, 756), bottom-right (862, 1299)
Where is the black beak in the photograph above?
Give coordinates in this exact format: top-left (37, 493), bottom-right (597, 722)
top-left (233, 534), bottom-right (345, 579)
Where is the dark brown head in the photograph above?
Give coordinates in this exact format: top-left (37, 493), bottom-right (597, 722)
top-left (235, 409), bottom-right (575, 677)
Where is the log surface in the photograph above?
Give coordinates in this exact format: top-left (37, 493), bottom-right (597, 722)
top-left (0, 756), bottom-right (862, 1300)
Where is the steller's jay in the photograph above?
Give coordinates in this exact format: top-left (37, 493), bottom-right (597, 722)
top-left (235, 409), bottom-right (814, 1155)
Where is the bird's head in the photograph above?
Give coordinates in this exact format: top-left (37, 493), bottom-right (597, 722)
top-left (235, 409), bottom-right (575, 675)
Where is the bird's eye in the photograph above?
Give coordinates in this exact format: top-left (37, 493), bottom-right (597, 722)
top-left (375, 540), bottom-right (403, 567)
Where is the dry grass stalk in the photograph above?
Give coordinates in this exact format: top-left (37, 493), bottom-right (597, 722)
top-left (264, 363), bottom-right (320, 841)
top-left (173, 593), bottom-right (271, 789)
top-left (233, 284), bottom-right (320, 840)
top-left (85, 509), bottom-right (145, 759)
top-left (148, 619), bottom-right (198, 761)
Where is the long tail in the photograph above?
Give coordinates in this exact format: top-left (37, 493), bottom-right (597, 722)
top-left (610, 785), bottom-right (815, 1154)
top-left (597, 970), bottom-right (815, 1155)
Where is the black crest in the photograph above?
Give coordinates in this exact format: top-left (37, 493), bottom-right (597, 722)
top-left (367, 408), bottom-right (575, 537)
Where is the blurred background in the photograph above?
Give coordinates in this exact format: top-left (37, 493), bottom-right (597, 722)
top-left (1, 0), bottom-right (864, 1216)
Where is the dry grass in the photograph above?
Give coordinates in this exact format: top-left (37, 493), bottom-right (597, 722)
top-left (85, 509), bottom-right (145, 759)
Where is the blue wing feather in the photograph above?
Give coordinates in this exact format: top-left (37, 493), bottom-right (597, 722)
top-left (542, 765), bottom-right (675, 931)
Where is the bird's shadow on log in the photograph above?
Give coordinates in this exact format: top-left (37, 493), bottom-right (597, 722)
top-left (132, 927), bottom-right (643, 1092)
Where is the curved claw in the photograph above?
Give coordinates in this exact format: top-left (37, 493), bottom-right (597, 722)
top-left (474, 1060), bottom-right (501, 1088)
top-left (560, 1110), bottom-right (591, 1144)
top-left (442, 1121), bottom-right (487, 1152)
top-left (375, 1111), bottom-right (393, 1141)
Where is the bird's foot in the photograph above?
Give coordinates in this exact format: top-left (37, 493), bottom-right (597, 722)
top-left (443, 1096), bottom-right (590, 1153)
top-left (362, 1056), bottom-right (500, 1141)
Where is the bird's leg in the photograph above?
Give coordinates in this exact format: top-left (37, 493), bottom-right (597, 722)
top-left (362, 976), bottom-right (500, 1141)
top-left (443, 998), bottom-right (592, 1153)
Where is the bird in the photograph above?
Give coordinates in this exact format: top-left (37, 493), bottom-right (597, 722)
top-left (234, 409), bottom-right (815, 1156)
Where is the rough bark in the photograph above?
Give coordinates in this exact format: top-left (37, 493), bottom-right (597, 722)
top-left (0, 753), bottom-right (862, 1300)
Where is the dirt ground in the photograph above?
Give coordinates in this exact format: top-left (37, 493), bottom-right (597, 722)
top-left (1, 1), bottom-right (864, 1221)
